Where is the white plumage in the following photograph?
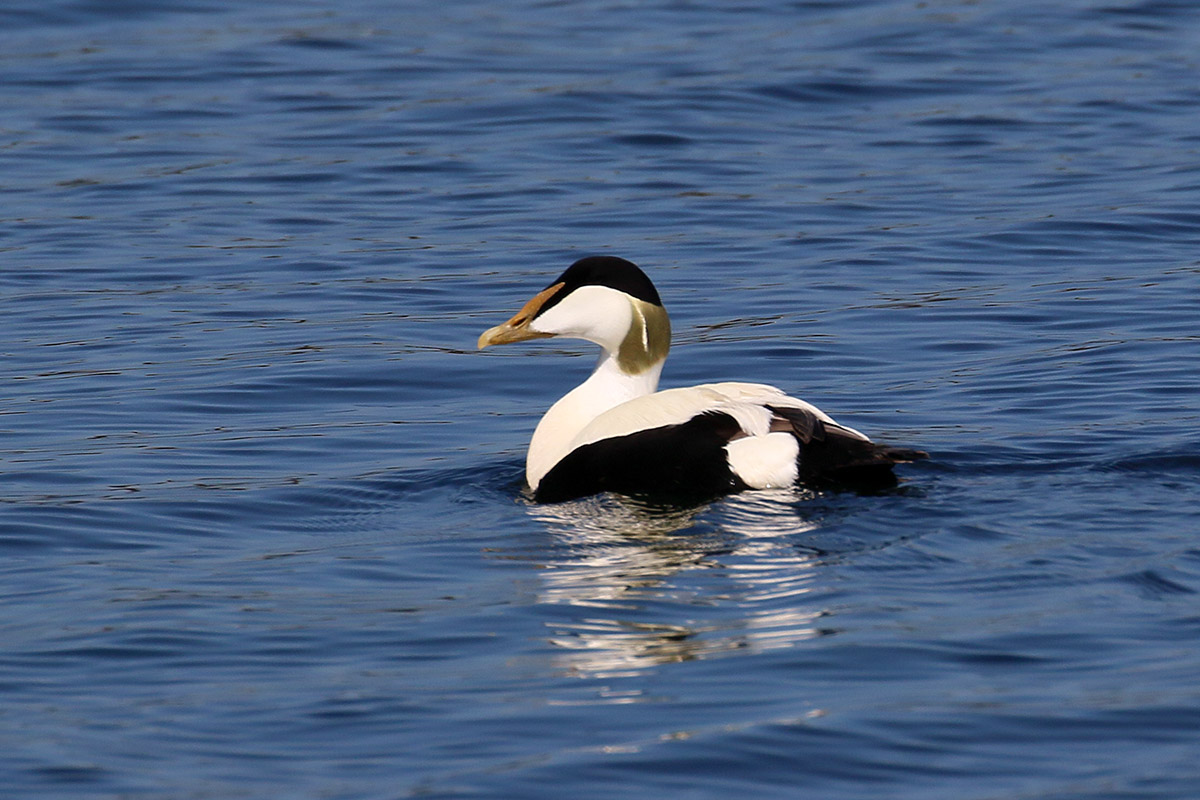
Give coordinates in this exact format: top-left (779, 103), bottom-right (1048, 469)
top-left (568, 383), bottom-right (865, 464)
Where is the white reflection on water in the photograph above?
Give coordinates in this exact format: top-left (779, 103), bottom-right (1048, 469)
top-left (525, 490), bottom-right (835, 678)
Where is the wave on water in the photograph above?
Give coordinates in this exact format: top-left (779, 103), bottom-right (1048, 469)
top-left (1103, 442), bottom-right (1200, 477)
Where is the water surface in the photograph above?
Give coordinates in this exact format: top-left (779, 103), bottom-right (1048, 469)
top-left (3, 1), bottom-right (1200, 797)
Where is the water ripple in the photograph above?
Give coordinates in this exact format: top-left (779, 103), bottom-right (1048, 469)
top-left (4, 0), bottom-right (1200, 797)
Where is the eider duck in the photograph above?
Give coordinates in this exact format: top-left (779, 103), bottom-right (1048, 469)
top-left (479, 256), bottom-right (926, 504)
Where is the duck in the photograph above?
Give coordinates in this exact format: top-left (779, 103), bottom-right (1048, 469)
top-left (479, 256), bottom-right (926, 504)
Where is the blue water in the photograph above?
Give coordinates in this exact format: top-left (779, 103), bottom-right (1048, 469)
top-left (4, 0), bottom-right (1200, 797)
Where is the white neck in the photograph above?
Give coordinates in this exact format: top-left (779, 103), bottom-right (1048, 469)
top-left (526, 351), bottom-right (663, 489)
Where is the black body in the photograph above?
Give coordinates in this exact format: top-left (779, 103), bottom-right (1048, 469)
top-left (534, 404), bottom-right (925, 504)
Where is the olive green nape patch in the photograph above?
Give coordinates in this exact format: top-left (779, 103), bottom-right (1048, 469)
top-left (617, 300), bottom-right (671, 374)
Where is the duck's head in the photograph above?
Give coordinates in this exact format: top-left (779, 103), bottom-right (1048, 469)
top-left (478, 256), bottom-right (671, 375)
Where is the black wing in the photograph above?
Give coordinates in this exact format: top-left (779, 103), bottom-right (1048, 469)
top-left (535, 405), bottom-right (928, 503)
top-left (535, 412), bottom-right (749, 504)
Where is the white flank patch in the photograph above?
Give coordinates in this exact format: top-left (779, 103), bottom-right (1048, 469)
top-left (725, 433), bottom-right (800, 489)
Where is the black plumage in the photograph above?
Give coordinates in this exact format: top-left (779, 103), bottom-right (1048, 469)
top-left (535, 405), bottom-right (923, 503)
top-left (535, 412), bottom-right (747, 504)
top-left (536, 256), bottom-right (664, 318)
top-left (767, 405), bottom-right (925, 491)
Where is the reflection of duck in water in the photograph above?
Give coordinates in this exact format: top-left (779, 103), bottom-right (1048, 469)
top-left (525, 493), bottom-right (831, 679)
top-left (480, 256), bottom-right (926, 503)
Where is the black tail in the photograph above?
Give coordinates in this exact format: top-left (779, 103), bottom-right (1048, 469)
top-left (768, 406), bottom-right (928, 492)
